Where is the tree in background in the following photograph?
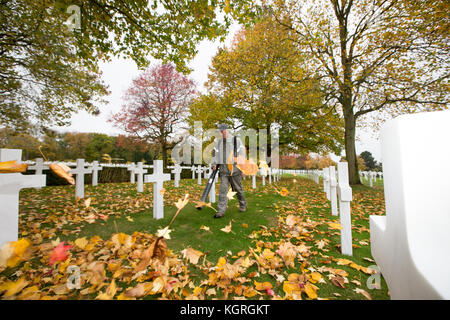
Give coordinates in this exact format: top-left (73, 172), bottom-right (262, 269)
top-left (190, 15), bottom-right (344, 163)
top-left (0, 0), bottom-right (259, 130)
top-left (0, 0), bottom-right (109, 130)
top-left (270, 0), bottom-right (449, 184)
top-left (360, 151), bottom-right (377, 171)
top-left (110, 64), bottom-right (196, 166)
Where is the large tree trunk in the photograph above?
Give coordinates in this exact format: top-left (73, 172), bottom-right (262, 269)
top-left (343, 110), bottom-right (361, 185)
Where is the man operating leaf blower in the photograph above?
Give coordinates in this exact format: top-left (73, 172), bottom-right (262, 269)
top-left (211, 124), bottom-right (247, 218)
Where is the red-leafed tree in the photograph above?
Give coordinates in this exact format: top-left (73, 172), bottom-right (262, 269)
top-left (110, 64), bottom-right (197, 166)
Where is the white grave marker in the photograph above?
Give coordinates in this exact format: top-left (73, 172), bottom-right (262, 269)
top-left (144, 160), bottom-right (171, 220)
top-left (323, 167), bottom-right (330, 200)
top-left (135, 162), bottom-right (148, 193)
top-left (337, 162), bottom-right (353, 256)
top-left (91, 161), bottom-right (102, 186)
top-left (195, 165), bottom-right (203, 185)
top-left (171, 164), bottom-right (182, 188)
top-left (127, 163), bottom-right (136, 184)
top-left (329, 166), bottom-right (338, 216)
top-left (71, 159), bottom-right (93, 199)
top-left (252, 174), bottom-right (256, 189)
top-left (28, 158), bottom-right (49, 175)
top-left (0, 149), bottom-right (46, 247)
top-left (370, 111), bottom-right (450, 299)
top-left (191, 165), bottom-right (196, 179)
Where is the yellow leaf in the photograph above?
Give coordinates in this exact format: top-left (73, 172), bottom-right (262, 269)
top-left (328, 222), bottom-right (343, 230)
top-left (336, 258), bottom-right (353, 266)
top-left (279, 188), bottom-right (289, 197)
top-left (304, 283), bottom-right (318, 299)
top-left (200, 225), bottom-right (210, 232)
top-left (84, 198), bottom-right (91, 208)
top-left (309, 272), bottom-right (323, 283)
top-left (0, 277), bottom-right (29, 297)
top-left (175, 194), bottom-right (189, 210)
top-left (217, 257), bottom-right (227, 270)
top-left (126, 216), bottom-right (134, 222)
top-left (181, 248), bottom-right (203, 265)
top-left (254, 281), bottom-right (273, 291)
top-left (74, 237), bottom-right (88, 250)
top-left (96, 279), bottom-right (117, 300)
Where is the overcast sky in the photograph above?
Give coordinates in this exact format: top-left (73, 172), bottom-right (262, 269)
top-left (53, 24), bottom-right (383, 162)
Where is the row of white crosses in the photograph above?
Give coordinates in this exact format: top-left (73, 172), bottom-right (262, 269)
top-left (323, 163), bottom-right (353, 256)
top-left (359, 171), bottom-right (383, 187)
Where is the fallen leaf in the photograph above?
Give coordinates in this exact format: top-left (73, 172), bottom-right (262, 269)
top-left (175, 194), bottom-right (189, 210)
top-left (96, 279), bottom-right (118, 300)
top-left (220, 221), bottom-right (233, 233)
top-left (181, 248), bottom-right (203, 265)
top-left (304, 283), bottom-right (318, 299)
top-left (354, 288), bottom-right (372, 300)
top-left (0, 277), bottom-right (29, 297)
top-left (227, 188), bottom-right (237, 200)
top-left (156, 226), bottom-right (172, 240)
top-left (49, 242), bottom-right (71, 265)
top-left (328, 222), bottom-right (343, 230)
top-left (74, 237), bottom-right (88, 250)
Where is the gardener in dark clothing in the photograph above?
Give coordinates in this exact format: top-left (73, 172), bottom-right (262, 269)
top-left (211, 124), bottom-right (247, 218)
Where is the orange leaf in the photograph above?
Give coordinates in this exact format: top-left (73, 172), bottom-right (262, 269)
top-left (0, 160), bottom-right (28, 173)
top-left (49, 163), bottom-right (75, 185)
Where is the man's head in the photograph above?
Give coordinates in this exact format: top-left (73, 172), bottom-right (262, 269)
top-left (218, 124), bottom-right (228, 139)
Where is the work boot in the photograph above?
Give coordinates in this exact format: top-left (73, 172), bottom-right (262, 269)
top-left (214, 212), bottom-right (225, 218)
top-left (239, 206), bottom-right (246, 212)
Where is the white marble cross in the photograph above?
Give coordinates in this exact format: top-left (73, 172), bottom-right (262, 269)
top-left (135, 162), bottom-right (148, 193)
top-left (144, 160), bottom-right (171, 220)
top-left (127, 163), bottom-right (136, 184)
top-left (171, 164), bottom-right (182, 188)
top-left (195, 165), bottom-right (204, 185)
top-left (71, 159), bottom-right (93, 199)
top-left (28, 158), bottom-right (49, 175)
top-left (190, 165), bottom-right (195, 179)
top-left (0, 149), bottom-right (46, 247)
top-left (323, 167), bottom-right (330, 200)
top-left (91, 161), bottom-right (102, 186)
top-left (252, 174), bottom-right (256, 189)
top-left (28, 158), bottom-right (49, 189)
top-left (370, 110), bottom-right (450, 299)
top-left (337, 162), bottom-right (353, 256)
top-left (329, 166), bottom-right (338, 216)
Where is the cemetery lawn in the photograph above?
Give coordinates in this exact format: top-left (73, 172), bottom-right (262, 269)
top-left (2, 177), bottom-right (389, 300)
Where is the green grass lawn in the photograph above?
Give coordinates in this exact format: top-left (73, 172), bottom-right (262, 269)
top-left (1, 175), bottom-right (390, 300)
